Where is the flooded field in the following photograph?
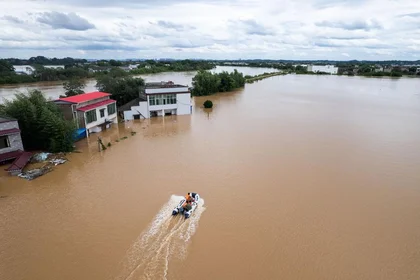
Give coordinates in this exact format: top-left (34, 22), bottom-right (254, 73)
top-left (1, 74), bottom-right (420, 280)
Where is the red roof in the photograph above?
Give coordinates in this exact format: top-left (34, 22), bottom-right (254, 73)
top-left (0, 128), bottom-right (20, 136)
top-left (77, 99), bottom-right (116, 112)
top-left (0, 150), bottom-right (22, 163)
top-left (6, 151), bottom-right (32, 172)
top-left (57, 92), bottom-right (111, 104)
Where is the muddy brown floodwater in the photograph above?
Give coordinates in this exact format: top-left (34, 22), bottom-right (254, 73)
top-left (1, 74), bottom-right (420, 280)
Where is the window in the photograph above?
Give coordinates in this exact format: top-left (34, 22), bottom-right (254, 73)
top-left (148, 94), bottom-right (176, 106)
top-left (99, 108), bottom-right (105, 118)
top-left (149, 95), bottom-right (156, 106)
top-left (86, 110), bottom-right (97, 124)
top-left (107, 103), bottom-right (116, 115)
top-left (0, 136), bottom-right (10, 149)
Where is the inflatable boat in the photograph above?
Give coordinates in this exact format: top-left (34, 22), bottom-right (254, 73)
top-left (172, 193), bottom-right (200, 219)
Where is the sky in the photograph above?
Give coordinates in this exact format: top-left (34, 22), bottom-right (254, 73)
top-left (1, 0), bottom-right (420, 60)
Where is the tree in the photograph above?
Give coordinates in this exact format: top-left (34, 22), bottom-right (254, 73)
top-left (191, 70), bottom-right (245, 96)
top-left (96, 73), bottom-right (145, 106)
top-left (203, 100), bottom-right (213, 108)
top-left (63, 78), bottom-right (86, 97)
top-left (0, 90), bottom-right (75, 152)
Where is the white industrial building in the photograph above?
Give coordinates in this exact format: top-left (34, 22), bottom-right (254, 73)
top-left (307, 65), bottom-right (338, 74)
top-left (123, 81), bottom-right (192, 120)
top-left (13, 65), bottom-right (35, 75)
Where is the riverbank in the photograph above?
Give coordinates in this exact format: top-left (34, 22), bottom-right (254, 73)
top-left (245, 72), bottom-right (285, 83)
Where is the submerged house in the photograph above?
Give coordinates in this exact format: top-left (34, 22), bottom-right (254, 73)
top-left (0, 117), bottom-right (32, 175)
top-left (53, 92), bottom-right (117, 137)
top-left (122, 81), bottom-right (192, 120)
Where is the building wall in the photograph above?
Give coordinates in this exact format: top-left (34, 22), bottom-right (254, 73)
top-left (85, 103), bottom-right (118, 133)
top-left (0, 120), bottom-right (24, 154)
top-left (146, 87), bottom-right (189, 94)
top-left (124, 101), bottom-right (149, 120)
top-left (56, 104), bottom-right (74, 122)
top-left (176, 93), bottom-right (192, 115)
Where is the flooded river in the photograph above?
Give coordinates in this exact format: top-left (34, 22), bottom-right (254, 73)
top-left (0, 66), bottom-right (276, 103)
top-left (1, 74), bottom-right (420, 280)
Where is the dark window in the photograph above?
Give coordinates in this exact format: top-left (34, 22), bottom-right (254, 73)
top-left (0, 136), bottom-right (10, 149)
top-left (86, 110), bottom-right (97, 124)
top-left (100, 108), bottom-right (105, 118)
top-left (107, 103), bottom-right (116, 115)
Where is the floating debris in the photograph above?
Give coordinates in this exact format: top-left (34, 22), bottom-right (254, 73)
top-left (18, 166), bottom-right (52, 181)
top-left (31, 152), bottom-right (51, 163)
top-left (18, 153), bottom-right (67, 180)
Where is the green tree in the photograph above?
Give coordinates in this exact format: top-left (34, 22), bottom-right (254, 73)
top-left (96, 73), bottom-right (145, 106)
top-left (63, 78), bottom-right (86, 96)
top-left (191, 70), bottom-right (245, 96)
top-left (0, 90), bottom-right (75, 152)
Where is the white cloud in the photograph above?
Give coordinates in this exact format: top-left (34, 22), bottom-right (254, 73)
top-left (1, 0), bottom-right (420, 60)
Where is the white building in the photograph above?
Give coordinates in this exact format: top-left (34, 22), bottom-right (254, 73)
top-left (44, 65), bottom-right (65, 70)
top-left (123, 81), bottom-right (192, 120)
top-left (307, 65), bottom-right (338, 74)
top-left (13, 65), bottom-right (35, 75)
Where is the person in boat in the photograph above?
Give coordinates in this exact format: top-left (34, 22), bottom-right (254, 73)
top-left (183, 193), bottom-right (198, 211)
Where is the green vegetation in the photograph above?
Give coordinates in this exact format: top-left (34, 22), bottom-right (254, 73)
top-left (245, 72), bottom-right (285, 83)
top-left (63, 78), bottom-right (86, 97)
top-left (130, 59), bottom-right (214, 74)
top-left (191, 70), bottom-right (245, 96)
top-left (0, 90), bottom-right (75, 152)
top-left (203, 100), bottom-right (213, 108)
top-left (95, 68), bottom-right (145, 106)
top-left (0, 57), bottom-right (215, 85)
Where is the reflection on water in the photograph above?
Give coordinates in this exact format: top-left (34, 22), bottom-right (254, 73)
top-left (1, 75), bottom-right (420, 280)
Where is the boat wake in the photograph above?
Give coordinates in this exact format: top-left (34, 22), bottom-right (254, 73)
top-left (115, 195), bottom-right (206, 280)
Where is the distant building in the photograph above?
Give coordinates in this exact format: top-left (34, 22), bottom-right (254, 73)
top-left (307, 65), bottom-right (338, 74)
top-left (44, 65), bottom-right (65, 70)
top-left (122, 81), bottom-right (192, 120)
top-left (13, 65), bottom-right (35, 75)
top-left (128, 64), bottom-right (140, 70)
top-left (53, 92), bottom-right (118, 137)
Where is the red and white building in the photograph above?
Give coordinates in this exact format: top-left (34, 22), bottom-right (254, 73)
top-left (53, 92), bottom-right (118, 137)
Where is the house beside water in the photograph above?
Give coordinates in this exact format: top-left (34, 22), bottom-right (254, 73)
top-left (122, 81), bottom-right (192, 120)
top-left (53, 91), bottom-right (118, 137)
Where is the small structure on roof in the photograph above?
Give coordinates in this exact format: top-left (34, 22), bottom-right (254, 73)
top-left (53, 92), bottom-right (118, 137)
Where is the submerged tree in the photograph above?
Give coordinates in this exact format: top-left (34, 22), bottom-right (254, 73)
top-left (191, 69), bottom-right (245, 96)
top-left (96, 71), bottom-right (145, 106)
top-left (63, 78), bottom-right (86, 96)
top-left (0, 90), bottom-right (75, 152)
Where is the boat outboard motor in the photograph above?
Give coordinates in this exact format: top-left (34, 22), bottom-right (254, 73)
top-left (172, 199), bottom-right (186, 215)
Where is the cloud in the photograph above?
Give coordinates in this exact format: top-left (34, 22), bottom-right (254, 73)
top-left (230, 19), bottom-right (275, 36)
top-left (36, 12), bottom-right (95, 31)
top-left (315, 19), bottom-right (382, 31)
top-left (2, 15), bottom-right (24, 24)
top-left (1, 0), bottom-right (420, 59)
top-left (154, 20), bottom-right (190, 31)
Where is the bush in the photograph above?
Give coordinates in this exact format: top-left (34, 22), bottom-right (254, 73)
top-left (203, 100), bottom-right (213, 108)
